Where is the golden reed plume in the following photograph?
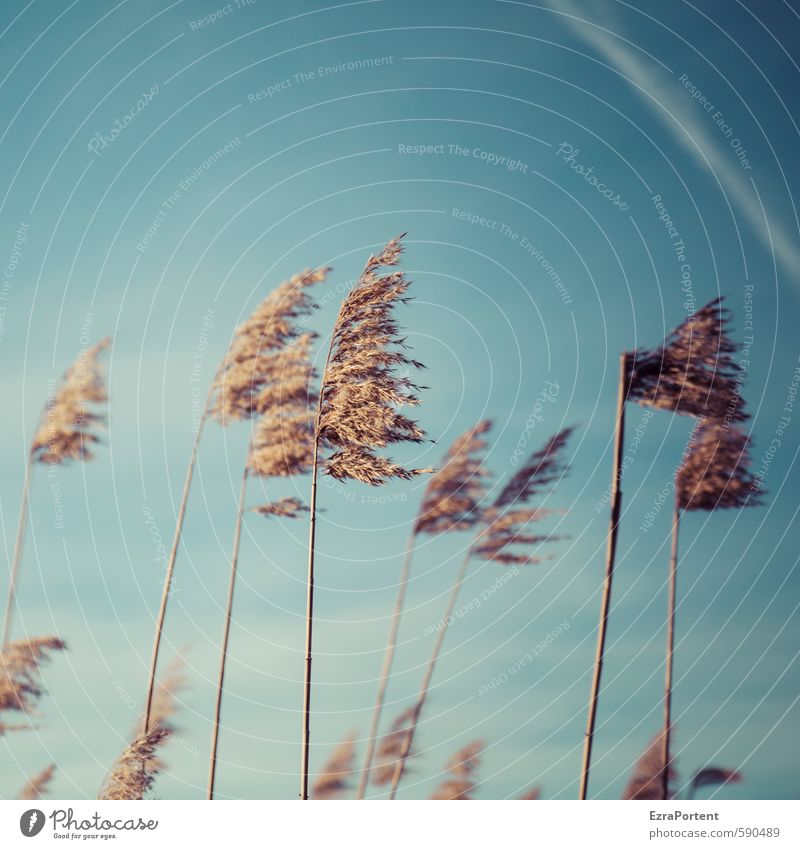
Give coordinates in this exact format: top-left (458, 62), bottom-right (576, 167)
top-left (311, 733), bottom-right (356, 800)
top-left (302, 236), bottom-right (429, 799)
top-left (429, 740), bottom-right (484, 800)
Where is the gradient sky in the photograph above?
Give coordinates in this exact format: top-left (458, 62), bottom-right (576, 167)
top-left (1, 0), bottom-right (798, 801)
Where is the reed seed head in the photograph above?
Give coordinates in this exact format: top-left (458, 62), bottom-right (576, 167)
top-left (372, 707), bottom-right (415, 786)
top-left (0, 636), bottom-right (66, 718)
top-left (318, 236), bottom-right (430, 484)
top-left (98, 728), bottom-right (171, 800)
top-left (627, 298), bottom-right (745, 422)
top-left (31, 339), bottom-right (110, 464)
top-left (622, 730), bottom-right (675, 800)
top-left (415, 421), bottom-right (492, 535)
top-left (429, 740), bottom-right (484, 800)
top-left (475, 427), bottom-right (573, 565)
top-left (211, 269), bottom-right (328, 424)
top-left (689, 766), bottom-right (742, 797)
top-left (311, 733), bottom-right (356, 800)
top-left (676, 420), bottom-right (761, 511)
top-left (19, 764), bottom-right (56, 800)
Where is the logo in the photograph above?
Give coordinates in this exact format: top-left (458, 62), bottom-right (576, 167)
top-left (19, 809), bottom-right (46, 837)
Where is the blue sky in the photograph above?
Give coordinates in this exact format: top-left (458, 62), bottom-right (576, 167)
top-left (0, 0), bottom-right (798, 800)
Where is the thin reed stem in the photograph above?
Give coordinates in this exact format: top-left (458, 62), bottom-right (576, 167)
top-left (356, 532), bottom-right (418, 799)
top-left (2, 451), bottom-right (34, 651)
top-left (580, 352), bottom-right (628, 800)
top-left (208, 465), bottom-right (249, 800)
top-left (388, 545), bottom-right (472, 800)
top-left (301, 315), bottom-right (341, 800)
top-left (662, 500), bottom-right (680, 801)
top-left (144, 384), bottom-right (214, 735)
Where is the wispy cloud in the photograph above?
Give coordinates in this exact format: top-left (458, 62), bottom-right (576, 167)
top-left (548, 0), bottom-right (800, 278)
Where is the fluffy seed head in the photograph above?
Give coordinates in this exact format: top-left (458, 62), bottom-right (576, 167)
top-left (98, 728), bottom-right (171, 800)
top-left (19, 764), bottom-right (56, 800)
top-left (627, 298), bottom-right (744, 422)
top-left (211, 269), bottom-right (327, 424)
top-left (31, 339), bottom-right (111, 464)
top-left (429, 740), bottom-right (483, 800)
top-left (689, 766), bottom-right (742, 797)
top-left (415, 421), bottom-right (492, 535)
top-left (474, 427), bottom-right (573, 565)
top-left (676, 420), bottom-right (761, 511)
top-left (318, 236), bottom-right (430, 484)
top-left (622, 731), bottom-right (675, 800)
top-left (0, 637), bottom-right (66, 718)
top-left (372, 707), bottom-right (415, 786)
top-left (311, 734), bottom-right (356, 800)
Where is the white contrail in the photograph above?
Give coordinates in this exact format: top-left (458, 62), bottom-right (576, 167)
top-left (548, 0), bottom-right (800, 278)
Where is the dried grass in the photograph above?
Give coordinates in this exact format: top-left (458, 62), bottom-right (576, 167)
top-left (622, 731), bottom-right (675, 800)
top-left (688, 767), bottom-right (742, 798)
top-left (429, 740), bottom-right (483, 800)
top-left (318, 236), bottom-right (430, 484)
top-left (311, 734), bottom-right (356, 800)
top-left (31, 339), bottom-right (110, 464)
top-left (0, 637), bottom-right (66, 718)
top-left (211, 269), bottom-right (327, 424)
top-left (677, 420), bottom-right (761, 511)
top-left (100, 657), bottom-right (186, 801)
top-left (415, 421), bottom-right (492, 535)
top-left (19, 764), bottom-right (56, 800)
top-left (475, 427), bottom-right (573, 565)
top-left (628, 298), bottom-right (744, 421)
top-left (372, 708), bottom-right (415, 786)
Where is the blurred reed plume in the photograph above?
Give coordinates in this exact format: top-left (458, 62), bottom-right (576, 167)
top-left (661, 419), bottom-right (760, 797)
top-left (0, 637), bottom-right (66, 720)
top-left (389, 427), bottom-right (573, 799)
top-left (623, 730), bottom-right (742, 800)
top-left (302, 235), bottom-right (429, 799)
top-left (19, 764), bottom-right (56, 800)
top-left (208, 328), bottom-right (321, 800)
top-left (370, 707), bottom-right (416, 787)
top-left (144, 267), bottom-right (327, 742)
top-left (311, 734), bottom-right (356, 800)
top-left (2, 339), bottom-right (110, 651)
top-left (520, 786), bottom-right (542, 800)
top-left (581, 297), bottom-right (745, 800)
top-left (356, 422), bottom-right (492, 799)
top-left (429, 740), bottom-right (483, 800)
top-left (687, 767), bottom-right (742, 799)
top-left (101, 657), bottom-right (185, 801)
top-left (623, 731), bottom-right (674, 800)
top-left (627, 298), bottom-right (745, 421)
